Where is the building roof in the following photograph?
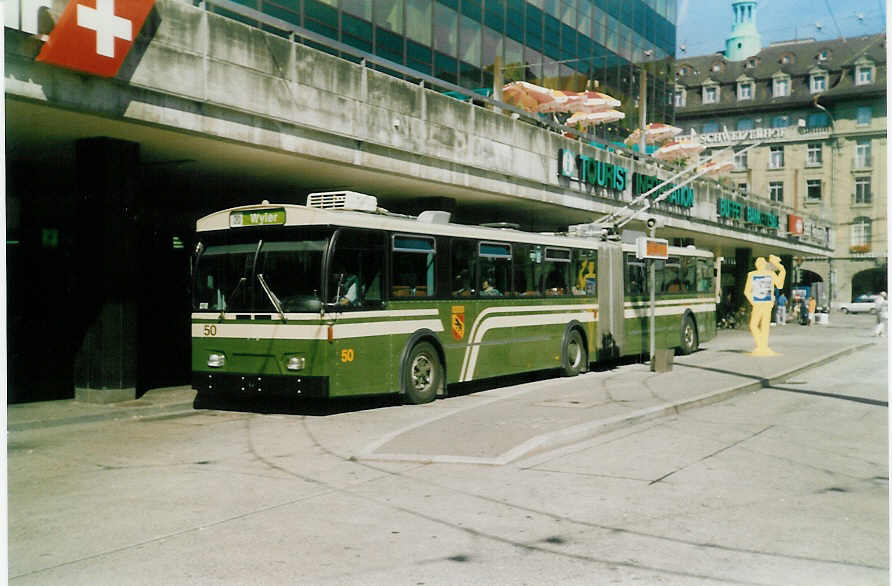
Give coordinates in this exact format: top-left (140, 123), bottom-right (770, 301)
top-left (674, 34), bottom-right (886, 115)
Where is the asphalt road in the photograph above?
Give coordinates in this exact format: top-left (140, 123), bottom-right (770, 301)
top-left (8, 321), bottom-right (889, 585)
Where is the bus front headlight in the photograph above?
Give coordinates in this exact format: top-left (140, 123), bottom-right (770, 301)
top-left (207, 353), bottom-right (226, 368)
top-left (286, 356), bottom-right (306, 371)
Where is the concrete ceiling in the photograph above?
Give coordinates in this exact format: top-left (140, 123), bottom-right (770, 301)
top-left (6, 96), bottom-right (826, 260)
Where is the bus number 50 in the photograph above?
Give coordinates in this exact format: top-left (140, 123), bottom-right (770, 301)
top-left (340, 349), bottom-right (355, 363)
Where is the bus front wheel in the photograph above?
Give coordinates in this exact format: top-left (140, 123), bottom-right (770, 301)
top-left (403, 341), bottom-right (442, 404)
top-left (561, 329), bottom-right (587, 377)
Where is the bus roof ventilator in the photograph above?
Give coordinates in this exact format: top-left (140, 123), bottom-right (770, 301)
top-left (308, 191), bottom-right (451, 225)
top-left (307, 191), bottom-right (379, 212)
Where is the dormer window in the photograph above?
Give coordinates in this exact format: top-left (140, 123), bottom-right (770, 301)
top-left (810, 72), bottom-right (827, 93)
top-left (737, 81), bottom-right (753, 101)
top-left (780, 53), bottom-right (794, 65)
top-left (677, 65), bottom-right (691, 77)
top-left (817, 49), bottom-right (830, 62)
top-left (711, 62), bottom-right (724, 73)
top-left (703, 84), bottom-right (719, 104)
top-left (773, 76), bottom-right (790, 97)
top-left (856, 64), bottom-right (875, 85)
top-left (745, 57), bottom-right (759, 69)
top-left (674, 87), bottom-right (687, 107)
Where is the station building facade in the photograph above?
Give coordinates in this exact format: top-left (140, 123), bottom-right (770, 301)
top-left (219, 0), bottom-right (679, 138)
top-left (673, 33), bottom-right (887, 305)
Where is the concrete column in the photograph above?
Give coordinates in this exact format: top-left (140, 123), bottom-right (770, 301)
top-left (73, 138), bottom-right (140, 403)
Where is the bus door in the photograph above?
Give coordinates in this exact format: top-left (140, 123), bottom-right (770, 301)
top-left (326, 229), bottom-right (390, 396)
top-left (597, 242), bottom-right (625, 360)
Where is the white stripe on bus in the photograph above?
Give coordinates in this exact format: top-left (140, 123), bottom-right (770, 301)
top-left (192, 308), bottom-right (440, 321)
top-left (459, 304), bottom-right (598, 382)
top-left (625, 297), bottom-right (715, 308)
top-left (623, 303), bottom-right (716, 318)
top-left (191, 319), bottom-right (444, 340)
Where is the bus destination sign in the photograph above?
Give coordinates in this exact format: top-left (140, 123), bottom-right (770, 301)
top-left (230, 209), bottom-right (286, 227)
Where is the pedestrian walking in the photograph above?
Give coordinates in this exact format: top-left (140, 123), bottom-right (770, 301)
top-left (873, 292), bottom-right (888, 337)
top-left (775, 292), bottom-right (788, 325)
top-left (807, 296), bottom-right (817, 326)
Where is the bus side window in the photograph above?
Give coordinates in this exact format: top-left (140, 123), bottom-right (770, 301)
top-left (573, 250), bottom-right (597, 296)
top-left (512, 243), bottom-right (534, 296)
top-left (625, 253), bottom-right (647, 296)
top-left (478, 242), bottom-right (511, 297)
top-left (329, 229), bottom-right (385, 309)
top-left (696, 258), bottom-right (714, 293)
top-left (662, 258), bottom-right (681, 294)
top-left (392, 235), bottom-right (436, 297)
top-left (543, 248), bottom-right (571, 295)
top-left (451, 239), bottom-right (476, 297)
top-left (681, 257), bottom-right (697, 293)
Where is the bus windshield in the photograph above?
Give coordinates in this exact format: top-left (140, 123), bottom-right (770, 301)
top-left (193, 229), bottom-right (332, 313)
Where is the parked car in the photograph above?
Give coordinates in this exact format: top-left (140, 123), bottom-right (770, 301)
top-left (838, 294), bottom-right (880, 314)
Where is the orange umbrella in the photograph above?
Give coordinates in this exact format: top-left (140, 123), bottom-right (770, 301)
top-left (566, 109), bottom-right (626, 127)
top-left (652, 139), bottom-right (705, 161)
top-left (501, 81), bottom-right (556, 112)
top-left (698, 159), bottom-right (735, 176)
top-left (625, 122), bottom-right (682, 145)
top-left (570, 91), bottom-right (622, 113)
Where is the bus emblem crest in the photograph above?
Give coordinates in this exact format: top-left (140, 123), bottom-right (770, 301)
top-left (451, 306), bottom-right (465, 341)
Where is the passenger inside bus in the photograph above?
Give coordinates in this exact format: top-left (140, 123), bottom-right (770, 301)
top-left (480, 279), bottom-right (502, 296)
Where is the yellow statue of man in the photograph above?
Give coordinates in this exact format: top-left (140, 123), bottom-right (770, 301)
top-left (743, 255), bottom-right (786, 356)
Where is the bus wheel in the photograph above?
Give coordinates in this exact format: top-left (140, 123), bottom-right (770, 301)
top-left (562, 329), bottom-right (587, 377)
top-left (404, 341), bottom-right (441, 404)
top-left (680, 315), bottom-right (699, 355)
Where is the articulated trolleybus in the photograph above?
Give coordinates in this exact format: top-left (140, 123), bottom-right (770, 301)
top-left (191, 192), bottom-right (716, 404)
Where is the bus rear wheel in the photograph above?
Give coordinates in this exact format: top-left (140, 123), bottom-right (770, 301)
top-left (680, 315), bottom-right (699, 355)
top-left (562, 329), bottom-right (587, 377)
top-left (403, 341), bottom-right (442, 404)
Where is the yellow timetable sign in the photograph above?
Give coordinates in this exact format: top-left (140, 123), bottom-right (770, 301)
top-left (635, 236), bottom-right (669, 260)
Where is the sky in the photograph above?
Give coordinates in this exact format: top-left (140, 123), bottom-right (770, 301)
top-left (676, 0), bottom-right (887, 56)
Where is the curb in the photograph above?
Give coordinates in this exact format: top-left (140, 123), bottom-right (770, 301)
top-left (8, 399), bottom-right (198, 432)
top-left (359, 341), bottom-right (875, 466)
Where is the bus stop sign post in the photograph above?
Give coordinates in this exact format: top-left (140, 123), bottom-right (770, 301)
top-left (636, 233), bottom-right (669, 370)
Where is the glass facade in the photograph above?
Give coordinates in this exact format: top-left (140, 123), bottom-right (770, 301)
top-left (213, 0), bottom-right (678, 136)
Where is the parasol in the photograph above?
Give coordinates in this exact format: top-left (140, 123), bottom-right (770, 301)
top-left (570, 91), bottom-right (622, 113)
top-left (652, 139), bottom-right (705, 161)
top-left (566, 109), bottom-right (626, 127)
top-left (625, 122), bottom-right (682, 145)
top-left (501, 81), bottom-right (557, 112)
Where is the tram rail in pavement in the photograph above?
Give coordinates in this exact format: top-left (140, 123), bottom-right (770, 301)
top-left (8, 321), bottom-right (878, 464)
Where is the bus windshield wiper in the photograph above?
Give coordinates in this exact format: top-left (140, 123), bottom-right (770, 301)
top-left (220, 276), bottom-right (246, 318)
top-left (257, 273), bottom-right (286, 322)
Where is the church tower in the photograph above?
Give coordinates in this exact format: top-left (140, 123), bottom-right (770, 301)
top-left (725, 1), bottom-right (762, 61)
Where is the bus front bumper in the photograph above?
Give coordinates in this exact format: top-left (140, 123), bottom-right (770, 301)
top-left (192, 372), bottom-right (329, 398)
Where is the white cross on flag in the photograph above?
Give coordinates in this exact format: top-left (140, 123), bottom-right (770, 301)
top-left (36, 0), bottom-right (155, 77)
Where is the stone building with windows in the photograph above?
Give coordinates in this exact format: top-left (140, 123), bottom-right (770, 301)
top-left (672, 29), bottom-right (886, 305)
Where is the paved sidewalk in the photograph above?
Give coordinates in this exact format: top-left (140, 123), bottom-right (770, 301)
top-left (7, 321), bottom-right (880, 456)
top-left (7, 386), bottom-right (197, 431)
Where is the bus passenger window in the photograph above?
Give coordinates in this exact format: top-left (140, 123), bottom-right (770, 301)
top-left (662, 258), bottom-right (682, 294)
top-left (624, 253), bottom-right (647, 296)
top-left (451, 239), bottom-right (476, 297)
top-left (478, 242), bottom-right (511, 297)
top-left (681, 257), bottom-right (697, 292)
top-left (511, 244), bottom-right (532, 296)
top-left (542, 248), bottom-right (570, 295)
top-left (572, 250), bottom-right (597, 296)
top-left (392, 235), bottom-right (436, 297)
top-left (696, 258), bottom-right (714, 293)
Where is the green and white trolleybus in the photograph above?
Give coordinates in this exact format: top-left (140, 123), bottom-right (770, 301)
top-left (191, 192), bottom-right (717, 404)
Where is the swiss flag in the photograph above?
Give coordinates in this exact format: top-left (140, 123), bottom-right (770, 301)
top-left (36, 0), bottom-right (155, 78)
